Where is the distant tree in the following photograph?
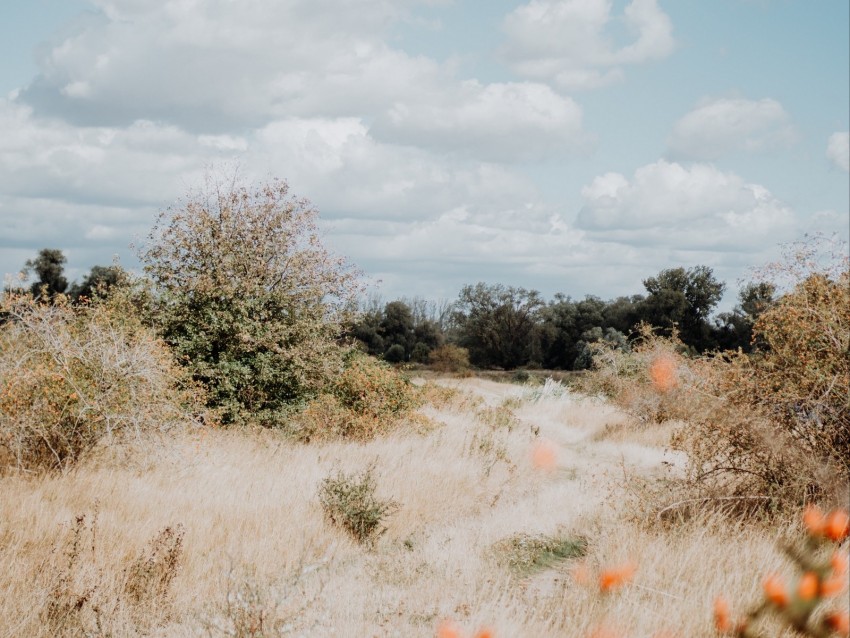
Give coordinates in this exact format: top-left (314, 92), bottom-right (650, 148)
top-left (380, 301), bottom-right (415, 360)
top-left (715, 281), bottom-right (776, 351)
top-left (639, 265), bottom-right (725, 351)
top-left (24, 248), bottom-right (68, 299)
top-left (350, 309), bottom-right (384, 356)
top-left (536, 295), bottom-right (607, 369)
top-left (69, 264), bottom-right (129, 302)
top-left (453, 283), bottom-right (543, 369)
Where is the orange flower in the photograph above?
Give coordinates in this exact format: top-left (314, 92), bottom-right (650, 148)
top-left (797, 572), bottom-right (818, 601)
top-left (531, 440), bottom-right (557, 471)
top-left (831, 550), bottom-right (848, 576)
top-left (599, 561), bottom-right (637, 592)
top-left (803, 504), bottom-right (825, 536)
top-left (763, 574), bottom-right (789, 608)
top-left (714, 596), bottom-right (732, 632)
top-left (437, 620), bottom-right (463, 638)
top-left (649, 354), bottom-right (678, 392)
top-left (825, 611), bottom-right (850, 636)
top-left (473, 628), bottom-right (495, 638)
top-left (824, 509), bottom-right (850, 542)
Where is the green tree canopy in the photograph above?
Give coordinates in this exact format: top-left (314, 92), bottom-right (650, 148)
top-left (453, 283), bottom-right (543, 369)
top-left (24, 248), bottom-right (68, 299)
top-left (138, 176), bottom-right (362, 426)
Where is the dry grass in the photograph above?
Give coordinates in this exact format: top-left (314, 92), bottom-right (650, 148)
top-left (0, 378), bottom-right (845, 637)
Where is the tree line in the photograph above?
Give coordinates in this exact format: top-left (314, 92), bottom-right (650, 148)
top-left (348, 267), bottom-right (774, 370)
top-left (15, 242), bottom-right (774, 374)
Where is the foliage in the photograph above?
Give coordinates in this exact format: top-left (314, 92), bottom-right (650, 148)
top-left (428, 344), bottom-right (471, 374)
top-left (0, 290), bottom-right (200, 472)
top-left (639, 265), bottom-right (725, 351)
top-left (584, 237), bottom-right (849, 505)
top-left (714, 506), bottom-right (849, 637)
top-left (137, 175), bottom-right (361, 427)
top-left (453, 283), bottom-right (544, 369)
top-left (492, 532), bottom-right (587, 576)
top-left (297, 352), bottom-right (422, 440)
top-left (23, 248), bottom-right (69, 299)
top-left (69, 263), bottom-right (130, 303)
top-left (350, 297), bottom-right (444, 362)
top-left (318, 465), bottom-right (398, 545)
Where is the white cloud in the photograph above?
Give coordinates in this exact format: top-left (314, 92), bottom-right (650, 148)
top-left (667, 97), bottom-right (796, 159)
top-left (369, 81), bottom-right (591, 161)
top-left (827, 131), bottom-right (849, 172)
top-left (502, 0), bottom-right (675, 90)
top-left (576, 160), bottom-right (797, 250)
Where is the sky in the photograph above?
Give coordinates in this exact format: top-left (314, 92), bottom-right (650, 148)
top-left (1, 0), bottom-right (848, 310)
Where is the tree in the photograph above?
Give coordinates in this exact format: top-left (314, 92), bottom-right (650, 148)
top-left (138, 176), bottom-right (362, 426)
top-left (715, 282), bottom-right (776, 352)
top-left (453, 283), bottom-right (543, 369)
top-left (69, 264), bottom-right (129, 302)
top-left (640, 265), bottom-right (725, 351)
top-left (24, 248), bottom-right (68, 298)
top-left (380, 301), bottom-right (415, 360)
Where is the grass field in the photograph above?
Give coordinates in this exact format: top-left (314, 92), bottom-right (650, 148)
top-left (0, 377), bottom-right (844, 637)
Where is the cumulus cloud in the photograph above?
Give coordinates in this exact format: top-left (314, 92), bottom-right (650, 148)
top-left (369, 81), bottom-right (592, 161)
top-left (502, 0), bottom-right (674, 90)
top-left (826, 131), bottom-right (849, 172)
top-left (667, 97), bottom-right (796, 159)
top-left (20, 0), bottom-right (447, 130)
top-left (576, 160), bottom-right (797, 251)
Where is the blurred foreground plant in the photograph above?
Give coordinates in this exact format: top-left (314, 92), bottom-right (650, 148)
top-left (714, 506), bottom-right (849, 637)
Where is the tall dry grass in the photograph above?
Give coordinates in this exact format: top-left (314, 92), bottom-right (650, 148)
top-left (3, 378), bottom-right (843, 637)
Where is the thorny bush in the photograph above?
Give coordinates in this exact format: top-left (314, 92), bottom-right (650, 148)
top-left (0, 290), bottom-right (202, 472)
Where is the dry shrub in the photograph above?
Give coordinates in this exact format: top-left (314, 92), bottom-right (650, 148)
top-left (318, 464), bottom-right (398, 545)
top-left (297, 352), bottom-right (422, 440)
top-left (585, 236), bottom-right (850, 509)
top-left (428, 344), bottom-right (472, 374)
top-left (0, 291), bottom-right (202, 472)
top-left (577, 323), bottom-right (697, 425)
top-left (41, 508), bottom-right (184, 636)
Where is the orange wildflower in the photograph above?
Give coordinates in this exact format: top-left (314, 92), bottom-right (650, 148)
top-left (796, 572), bottom-right (818, 601)
top-left (649, 354), bottom-right (678, 392)
top-left (824, 509), bottom-right (850, 542)
top-left (713, 596), bottom-right (732, 632)
top-left (437, 620), bottom-right (463, 638)
top-left (763, 574), bottom-right (789, 608)
top-left (599, 561), bottom-right (637, 592)
top-left (531, 440), bottom-right (557, 471)
top-left (825, 611), bottom-right (850, 636)
top-left (473, 628), bottom-right (495, 638)
top-left (803, 504), bottom-right (825, 536)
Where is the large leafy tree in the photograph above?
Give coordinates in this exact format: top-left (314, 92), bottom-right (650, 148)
top-left (640, 265), bottom-right (725, 351)
top-left (453, 283), bottom-right (543, 369)
top-left (138, 176), bottom-right (362, 426)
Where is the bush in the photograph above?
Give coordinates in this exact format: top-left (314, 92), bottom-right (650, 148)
top-left (318, 465), bottom-right (398, 545)
top-left (428, 344), bottom-right (471, 374)
top-left (492, 532), bottom-right (587, 576)
top-left (137, 175), bottom-right (361, 427)
top-left (583, 236), bottom-right (849, 507)
top-left (297, 352), bottom-right (422, 440)
top-left (0, 291), bottom-right (201, 472)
